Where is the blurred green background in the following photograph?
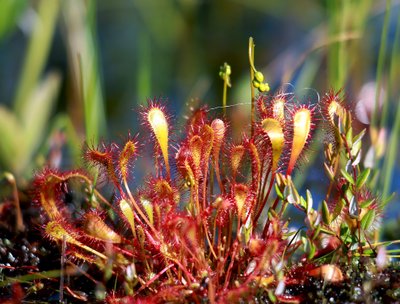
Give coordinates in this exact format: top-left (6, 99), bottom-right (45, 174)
top-left (0, 0), bottom-right (399, 229)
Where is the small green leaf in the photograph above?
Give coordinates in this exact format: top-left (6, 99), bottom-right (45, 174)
top-left (268, 209), bottom-right (278, 221)
top-left (362, 248), bottom-right (374, 256)
top-left (356, 168), bottom-right (370, 189)
top-left (283, 184), bottom-right (290, 200)
top-left (324, 163), bottom-right (335, 181)
top-left (352, 150), bottom-right (361, 166)
top-left (307, 239), bottom-right (316, 260)
top-left (283, 230), bottom-right (297, 238)
top-left (321, 200), bottom-right (331, 224)
top-left (340, 169), bottom-right (355, 185)
top-left (274, 183), bottom-right (283, 199)
top-left (267, 289), bottom-right (277, 303)
top-left (345, 126), bottom-right (353, 146)
top-left (352, 129), bottom-right (366, 147)
top-left (119, 199), bottom-right (136, 235)
top-left (300, 196), bottom-right (307, 212)
top-left (332, 199), bottom-right (344, 221)
top-left (306, 190), bottom-right (313, 214)
top-left (360, 198), bottom-right (375, 209)
top-left (340, 224), bottom-right (349, 237)
top-left (351, 140), bottom-right (362, 158)
top-left (141, 199), bottom-right (154, 225)
top-left (285, 181), bottom-right (300, 205)
top-left (382, 192), bottom-right (395, 208)
top-left (345, 187), bottom-right (353, 202)
top-left (319, 227), bottom-right (336, 236)
top-left (312, 224), bottom-right (321, 241)
top-left (361, 209), bottom-right (376, 231)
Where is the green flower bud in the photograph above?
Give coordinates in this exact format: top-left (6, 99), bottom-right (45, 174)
top-left (226, 65), bottom-right (231, 75)
top-left (259, 82), bottom-right (270, 92)
top-left (259, 83), bottom-right (267, 92)
top-left (252, 79), bottom-right (260, 88)
top-left (254, 71), bottom-right (264, 83)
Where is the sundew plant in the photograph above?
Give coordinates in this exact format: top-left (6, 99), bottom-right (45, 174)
top-left (27, 38), bottom-right (393, 303)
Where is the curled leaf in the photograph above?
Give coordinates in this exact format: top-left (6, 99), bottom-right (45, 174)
top-left (287, 108), bottom-right (312, 175)
top-left (321, 200), bottom-right (331, 224)
top-left (119, 140), bottom-right (137, 180)
top-left (83, 213), bottom-right (121, 243)
top-left (119, 199), bottom-right (136, 236)
top-left (361, 209), bottom-right (376, 231)
top-left (356, 168), bottom-right (370, 189)
top-left (189, 135), bottom-right (203, 173)
top-left (45, 221), bottom-right (107, 260)
top-left (234, 184), bottom-right (249, 221)
top-left (211, 119), bottom-right (225, 159)
top-left (231, 145), bottom-right (245, 179)
top-left (148, 107), bottom-right (170, 175)
top-left (261, 118), bottom-right (284, 172)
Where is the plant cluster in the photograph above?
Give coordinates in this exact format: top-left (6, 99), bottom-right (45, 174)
top-left (30, 84), bottom-right (386, 302)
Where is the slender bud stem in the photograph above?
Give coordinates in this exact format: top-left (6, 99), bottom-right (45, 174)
top-left (249, 37), bottom-right (256, 137)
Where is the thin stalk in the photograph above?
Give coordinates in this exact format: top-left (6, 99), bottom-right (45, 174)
top-left (255, 159), bottom-right (268, 205)
top-left (3, 173), bottom-right (24, 232)
top-left (0, 269), bottom-right (74, 288)
top-left (325, 153), bottom-right (340, 201)
top-left (135, 264), bottom-right (174, 294)
top-left (222, 79), bottom-right (228, 117)
top-left (223, 240), bottom-right (238, 291)
top-left (202, 157), bottom-right (211, 210)
top-left (168, 258), bottom-right (195, 284)
top-left (192, 183), bottom-right (201, 216)
top-left (367, 239), bottom-right (400, 248)
top-left (79, 243), bottom-right (108, 260)
top-left (249, 37), bottom-right (256, 137)
top-left (386, 249), bottom-right (400, 253)
top-left (60, 235), bottom-right (66, 303)
top-left (203, 220), bottom-right (217, 259)
top-left (214, 159), bottom-right (224, 194)
top-left (123, 179), bottom-right (159, 237)
top-left (262, 196), bottom-right (280, 237)
top-left (226, 213), bottom-right (233, 256)
top-left (253, 172), bottom-right (274, 226)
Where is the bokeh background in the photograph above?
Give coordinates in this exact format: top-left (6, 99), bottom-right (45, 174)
top-left (0, 0), bottom-right (399, 236)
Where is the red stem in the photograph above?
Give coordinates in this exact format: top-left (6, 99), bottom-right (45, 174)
top-left (223, 241), bottom-right (238, 291)
top-left (253, 174), bottom-right (274, 226)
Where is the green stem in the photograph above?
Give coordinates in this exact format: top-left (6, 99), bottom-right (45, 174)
top-left (222, 80), bottom-right (227, 116)
top-left (249, 37), bottom-right (256, 137)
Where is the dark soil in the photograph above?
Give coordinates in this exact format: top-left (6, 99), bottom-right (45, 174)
top-left (282, 264), bottom-right (400, 303)
top-left (1, 194), bottom-right (400, 303)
